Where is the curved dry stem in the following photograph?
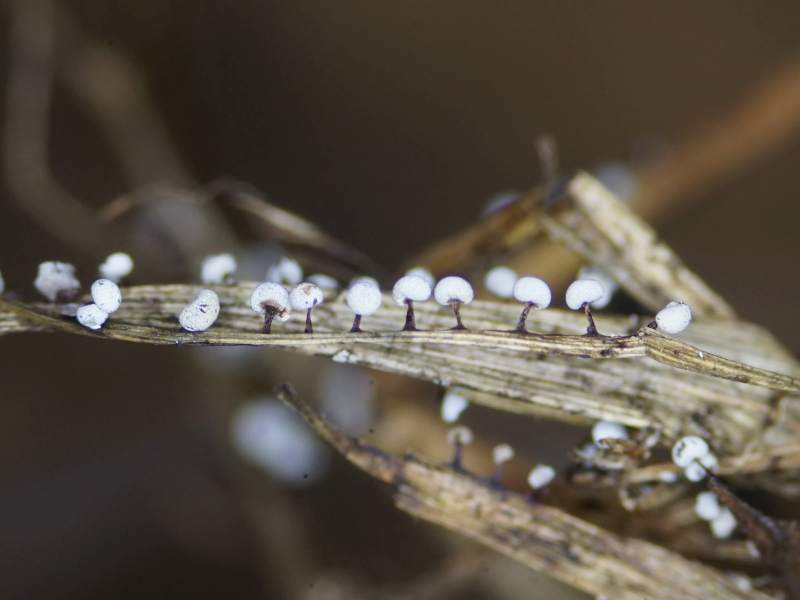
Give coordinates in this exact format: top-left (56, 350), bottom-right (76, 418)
top-left (277, 386), bottom-right (770, 600)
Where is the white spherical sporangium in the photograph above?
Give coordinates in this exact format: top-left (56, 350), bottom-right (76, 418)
top-left (577, 265), bottom-right (617, 309)
top-left (201, 253), bottom-right (237, 284)
top-left (35, 261), bottom-right (81, 301)
top-left (405, 266), bottom-right (435, 287)
top-left (527, 464), bottom-right (555, 490)
top-left (179, 289), bottom-right (220, 332)
top-left (346, 282), bottom-right (382, 316)
top-left (447, 426), bottom-right (473, 446)
top-left (232, 398), bottom-right (328, 486)
top-left (289, 283), bottom-right (324, 310)
top-left (307, 273), bottom-right (339, 290)
top-left (99, 252), bottom-right (134, 282)
top-left (655, 301), bottom-right (692, 334)
top-left (350, 275), bottom-right (380, 289)
top-left (710, 508), bottom-right (737, 539)
top-left (493, 443), bottom-right (514, 465)
top-left (591, 420), bottom-right (628, 445)
top-left (440, 391), bottom-right (469, 423)
top-left (250, 282), bottom-right (291, 321)
top-left (91, 278), bottom-right (122, 314)
top-left (76, 304), bottom-right (108, 330)
top-left (434, 276), bottom-right (474, 305)
top-left (671, 436), bottom-right (710, 469)
top-left (695, 491), bottom-right (721, 521)
top-left (683, 451), bottom-right (718, 482)
top-left (484, 266), bottom-right (517, 298)
top-left (392, 275), bottom-right (432, 305)
top-left (266, 257), bottom-right (303, 286)
top-left (513, 276), bottom-right (551, 308)
top-left (565, 279), bottom-right (604, 310)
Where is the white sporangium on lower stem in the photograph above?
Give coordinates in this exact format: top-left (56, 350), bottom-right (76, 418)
top-left (591, 420), bottom-right (628, 445)
top-left (447, 425), bottom-right (473, 470)
top-left (671, 436), bottom-right (710, 469)
top-left (527, 464), bottom-right (556, 490)
top-left (91, 279), bottom-right (122, 314)
top-left (484, 266), bottom-right (517, 299)
top-left (684, 451), bottom-right (718, 482)
top-left (710, 507), bottom-right (737, 539)
top-left (493, 443), bottom-right (514, 465)
top-left (35, 261), bottom-right (81, 302)
top-left (491, 443), bottom-right (514, 486)
top-left (232, 398), bottom-right (328, 486)
top-left (565, 279), bottom-right (605, 335)
top-left (179, 289), bottom-right (220, 332)
top-left (289, 283), bottom-right (324, 333)
top-left (440, 391), bottom-right (469, 423)
top-left (76, 303), bottom-right (108, 330)
top-left (201, 253), bottom-right (237, 284)
top-left (250, 282), bottom-right (291, 333)
top-left (98, 252), bottom-right (134, 282)
top-left (345, 281), bottom-right (382, 332)
top-left (512, 276), bottom-right (551, 333)
top-left (655, 301), bottom-right (693, 335)
top-left (434, 276), bottom-right (474, 330)
top-left (695, 491), bottom-right (722, 521)
top-left (392, 275), bottom-right (432, 331)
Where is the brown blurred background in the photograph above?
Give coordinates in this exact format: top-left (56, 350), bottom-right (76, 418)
top-left (1, 1), bottom-right (800, 599)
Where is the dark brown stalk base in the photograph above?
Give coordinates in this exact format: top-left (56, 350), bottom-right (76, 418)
top-left (451, 444), bottom-right (464, 471)
top-left (515, 303), bottom-right (534, 333)
top-left (350, 314), bottom-right (362, 333)
top-left (451, 303), bottom-right (466, 330)
top-left (584, 303), bottom-right (599, 336)
top-left (263, 309), bottom-right (275, 334)
top-left (304, 308), bottom-right (313, 334)
top-left (402, 300), bottom-right (417, 331)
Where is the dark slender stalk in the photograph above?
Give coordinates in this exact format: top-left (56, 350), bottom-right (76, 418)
top-left (304, 308), bottom-right (313, 334)
top-left (584, 303), bottom-right (599, 336)
top-left (490, 464), bottom-right (505, 488)
top-left (515, 302), bottom-right (534, 333)
top-left (451, 441), bottom-right (464, 471)
top-left (451, 302), bottom-right (466, 330)
top-left (264, 309), bottom-right (275, 334)
top-left (350, 314), bottom-right (362, 333)
top-left (402, 299), bottom-right (417, 331)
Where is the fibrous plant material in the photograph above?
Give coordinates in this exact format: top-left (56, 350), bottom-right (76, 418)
top-left (277, 385), bottom-right (769, 600)
top-left (2, 163), bottom-right (800, 595)
top-left (1, 287), bottom-right (799, 468)
top-left (543, 172), bottom-right (736, 318)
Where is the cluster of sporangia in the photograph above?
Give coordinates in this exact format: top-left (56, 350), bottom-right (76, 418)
top-left (16, 252), bottom-right (692, 337)
top-left (172, 254), bottom-right (692, 338)
top-left (16, 254), bottom-right (731, 533)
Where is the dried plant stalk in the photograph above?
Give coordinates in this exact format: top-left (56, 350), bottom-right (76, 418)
top-left (279, 386), bottom-right (770, 600)
top-left (2, 287), bottom-right (799, 467)
top-left (543, 172), bottom-right (735, 318)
